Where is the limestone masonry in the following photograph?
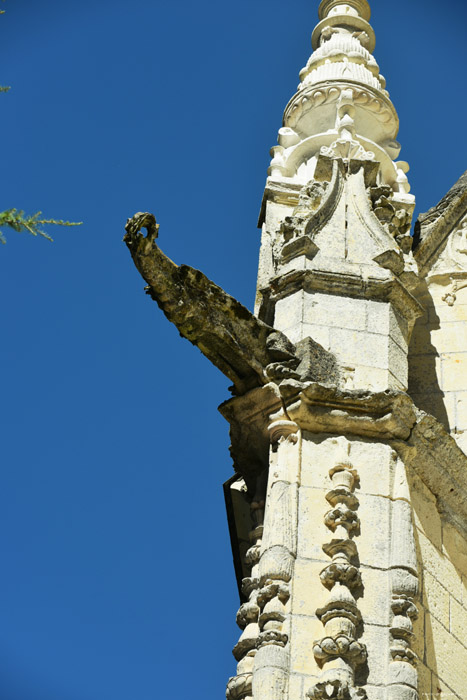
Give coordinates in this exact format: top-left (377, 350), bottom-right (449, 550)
top-left (124, 1), bottom-right (467, 698)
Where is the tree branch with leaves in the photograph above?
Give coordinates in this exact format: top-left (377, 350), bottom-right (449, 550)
top-left (0, 0), bottom-right (82, 244)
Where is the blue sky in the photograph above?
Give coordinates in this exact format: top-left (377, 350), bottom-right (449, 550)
top-left (0, 1), bottom-right (466, 698)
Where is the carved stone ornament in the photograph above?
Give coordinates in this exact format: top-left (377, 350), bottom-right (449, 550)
top-left (236, 602), bottom-right (260, 629)
top-left (369, 185), bottom-right (412, 252)
top-left (324, 505), bottom-right (360, 534)
top-left (388, 593), bottom-right (419, 667)
top-left (313, 634), bottom-right (367, 665)
top-left (226, 673), bottom-right (253, 700)
top-left (320, 138), bottom-right (374, 163)
top-left (309, 458), bottom-right (367, 697)
top-left (256, 630), bottom-right (288, 648)
top-left (391, 595), bottom-right (418, 620)
top-left (319, 562), bottom-right (362, 590)
top-left (307, 679), bottom-right (368, 700)
top-left (316, 599), bottom-right (361, 626)
top-left (274, 180), bottom-right (328, 265)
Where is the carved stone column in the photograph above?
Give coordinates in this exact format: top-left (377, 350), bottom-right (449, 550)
top-left (388, 459), bottom-right (419, 700)
top-left (252, 420), bottom-right (300, 700)
top-left (307, 462), bottom-right (367, 700)
top-left (227, 480), bottom-right (266, 700)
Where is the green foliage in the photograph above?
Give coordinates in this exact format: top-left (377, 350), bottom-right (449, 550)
top-left (0, 1), bottom-right (82, 245)
top-left (0, 209), bottom-right (82, 244)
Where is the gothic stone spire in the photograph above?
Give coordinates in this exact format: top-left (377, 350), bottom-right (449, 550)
top-left (124, 3), bottom-right (467, 700)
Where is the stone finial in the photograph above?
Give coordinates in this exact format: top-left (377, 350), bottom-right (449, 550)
top-left (313, 0), bottom-right (374, 51)
top-left (318, 0), bottom-right (371, 21)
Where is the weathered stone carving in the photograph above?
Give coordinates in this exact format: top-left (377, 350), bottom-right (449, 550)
top-left (275, 180), bottom-right (327, 264)
top-left (320, 563), bottom-right (362, 591)
top-left (389, 594), bottom-right (418, 666)
top-left (307, 679), bottom-right (367, 700)
top-left (251, 419), bottom-right (300, 700)
top-left (369, 185), bottom-right (412, 251)
top-left (308, 462), bottom-right (367, 699)
top-left (228, 488), bottom-right (266, 700)
top-left (320, 138), bottom-right (374, 164)
top-left (124, 2), bottom-right (467, 698)
top-left (124, 212), bottom-right (338, 396)
top-left (313, 635), bottom-right (367, 666)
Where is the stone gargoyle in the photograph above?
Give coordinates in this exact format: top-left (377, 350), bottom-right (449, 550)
top-left (124, 212), bottom-right (338, 397)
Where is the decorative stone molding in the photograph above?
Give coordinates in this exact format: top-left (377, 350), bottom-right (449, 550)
top-left (308, 460), bottom-right (367, 699)
top-left (228, 491), bottom-right (265, 700)
top-left (226, 673), bottom-right (253, 700)
top-left (284, 85), bottom-right (395, 134)
top-left (273, 158), bottom-right (343, 266)
top-left (369, 185), bottom-right (412, 251)
top-left (389, 594), bottom-right (418, 666)
top-left (251, 419), bottom-right (300, 700)
top-left (320, 562), bottom-right (362, 591)
top-left (283, 85), bottom-right (341, 130)
top-left (313, 635), bottom-right (367, 666)
top-left (385, 466), bottom-right (420, 691)
top-left (323, 505), bottom-right (360, 534)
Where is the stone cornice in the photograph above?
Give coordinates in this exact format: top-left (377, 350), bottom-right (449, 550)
top-left (277, 380), bottom-right (417, 440)
top-left (219, 381), bottom-right (417, 486)
top-left (284, 82), bottom-right (396, 131)
top-left (220, 381), bottom-right (467, 538)
top-left (258, 179), bottom-right (303, 227)
top-left (265, 267), bottom-right (423, 324)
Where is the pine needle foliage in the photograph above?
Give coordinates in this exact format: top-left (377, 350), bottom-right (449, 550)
top-left (0, 1), bottom-right (82, 244)
top-left (0, 209), bottom-right (82, 244)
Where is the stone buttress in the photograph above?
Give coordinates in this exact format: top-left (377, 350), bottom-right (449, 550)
top-left (124, 1), bottom-right (467, 698)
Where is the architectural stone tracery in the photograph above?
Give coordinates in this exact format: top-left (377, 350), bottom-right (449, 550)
top-left (124, 1), bottom-right (467, 698)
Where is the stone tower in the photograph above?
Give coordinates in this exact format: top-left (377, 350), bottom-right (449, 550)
top-left (124, 1), bottom-right (467, 698)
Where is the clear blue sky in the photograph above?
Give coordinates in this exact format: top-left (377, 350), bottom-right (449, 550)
top-left (0, 1), bottom-right (465, 698)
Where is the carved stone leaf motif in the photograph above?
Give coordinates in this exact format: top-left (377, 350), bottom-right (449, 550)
top-left (324, 504), bottom-right (360, 533)
top-left (320, 562), bottom-right (362, 590)
top-left (313, 634), bottom-right (367, 665)
top-left (307, 680), bottom-right (368, 700)
top-left (369, 186), bottom-right (412, 251)
top-left (256, 630), bottom-right (288, 648)
top-left (226, 673), bottom-right (253, 700)
top-left (320, 138), bottom-right (374, 163)
top-left (391, 595), bottom-right (418, 620)
top-left (236, 602), bottom-right (260, 629)
top-left (309, 460), bottom-right (368, 698)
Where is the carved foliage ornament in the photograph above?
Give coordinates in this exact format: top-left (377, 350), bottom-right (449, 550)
top-left (313, 634), bottom-right (367, 664)
top-left (308, 460), bottom-right (367, 698)
top-left (320, 138), bottom-right (374, 163)
top-left (307, 679), bottom-right (367, 700)
top-left (369, 186), bottom-right (412, 252)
